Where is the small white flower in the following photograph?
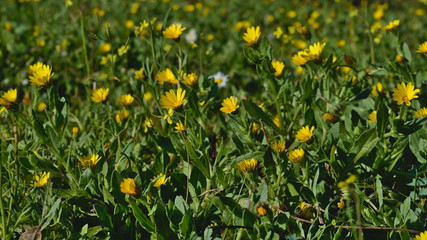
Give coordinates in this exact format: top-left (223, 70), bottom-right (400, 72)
top-left (185, 29), bottom-right (197, 43)
top-left (211, 72), bottom-right (228, 88)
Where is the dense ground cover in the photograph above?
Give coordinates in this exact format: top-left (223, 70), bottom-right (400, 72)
top-left (1, 0), bottom-right (427, 239)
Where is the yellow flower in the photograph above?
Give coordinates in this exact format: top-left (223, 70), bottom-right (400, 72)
top-left (234, 20), bottom-right (251, 32)
top-left (29, 63), bottom-right (54, 86)
top-left (117, 94), bottom-right (134, 106)
top-left (144, 92), bottom-right (152, 102)
top-left (143, 117), bottom-right (153, 133)
top-left (274, 26), bottom-right (283, 39)
top-left (292, 51), bottom-right (308, 66)
top-left (182, 73), bottom-right (198, 86)
top-left (272, 60), bottom-right (285, 77)
top-left (27, 62), bottom-right (44, 75)
top-left (220, 96), bottom-right (239, 114)
top-left (91, 88), bottom-right (109, 103)
top-left (37, 102), bottom-right (47, 112)
top-left (152, 174), bottom-right (168, 188)
top-left (163, 24), bottom-right (186, 40)
top-left (120, 178), bottom-right (138, 196)
top-left (323, 113), bottom-right (335, 122)
top-left (288, 148), bottom-right (304, 163)
top-left (115, 109), bottom-right (130, 124)
top-left (396, 55), bottom-right (408, 63)
top-left (236, 158), bottom-right (258, 173)
top-left (417, 41), bottom-right (427, 54)
top-left (72, 127), bottom-right (79, 135)
top-left (160, 88), bottom-right (186, 110)
top-left (383, 19), bottom-right (399, 32)
top-left (0, 89), bottom-right (17, 108)
top-left (338, 174), bottom-right (358, 189)
top-left (415, 231), bottom-right (427, 240)
top-left (32, 172), bottom-right (50, 188)
top-left (125, 20), bottom-right (134, 29)
top-left (368, 110), bottom-right (377, 123)
top-left (415, 107), bottom-right (427, 118)
top-left (243, 26), bottom-right (261, 47)
top-left (392, 82), bottom-right (420, 106)
top-left (273, 115), bottom-right (280, 127)
top-left (174, 121), bottom-right (185, 132)
top-left (296, 26), bottom-right (311, 39)
top-left (296, 126), bottom-right (314, 142)
top-left (301, 42), bottom-right (326, 62)
top-left (337, 198), bottom-right (345, 209)
top-left (371, 82), bottom-right (384, 97)
top-left (156, 68), bottom-right (178, 85)
top-left (256, 205), bottom-right (268, 216)
top-left (99, 43), bottom-right (111, 53)
top-left (272, 140), bottom-right (286, 154)
top-left (135, 67), bottom-right (144, 80)
top-left (78, 154), bottom-right (101, 168)
top-left (250, 122), bottom-right (260, 134)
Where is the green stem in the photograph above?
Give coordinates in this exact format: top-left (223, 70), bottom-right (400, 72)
top-left (0, 143), bottom-right (6, 239)
top-left (80, 11), bottom-right (90, 78)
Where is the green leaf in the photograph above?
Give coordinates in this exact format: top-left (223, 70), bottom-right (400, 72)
top-left (179, 214), bottom-right (192, 238)
top-left (376, 101), bottom-right (389, 139)
top-left (40, 198), bottom-right (61, 231)
top-left (402, 42), bottom-right (412, 63)
top-left (153, 135), bottom-right (177, 154)
top-left (400, 197), bottom-right (411, 220)
top-left (94, 204), bottom-right (114, 230)
top-left (376, 175), bottom-right (383, 209)
top-left (128, 200), bottom-right (155, 233)
top-left (79, 168), bottom-right (92, 189)
top-left (409, 128), bottom-right (427, 163)
top-left (242, 100), bottom-right (281, 133)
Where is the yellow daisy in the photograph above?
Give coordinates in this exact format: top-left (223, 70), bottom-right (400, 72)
top-left (383, 19), bottom-right (400, 32)
top-left (292, 51), bottom-right (308, 66)
top-left (29, 63), bottom-right (54, 86)
top-left (236, 158), bottom-right (257, 173)
top-left (0, 89), bottom-right (17, 109)
top-left (220, 96), bottom-right (239, 114)
top-left (415, 107), bottom-right (427, 118)
top-left (27, 62), bottom-right (44, 75)
top-left (296, 126), bottom-right (314, 142)
top-left (414, 230), bottom-right (427, 240)
top-left (301, 42), bottom-right (326, 62)
top-left (272, 60), bottom-right (285, 77)
top-left (115, 109), bottom-right (130, 124)
top-left (182, 73), bottom-right (198, 86)
top-left (91, 88), bottom-right (109, 103)
top-left (256, 205), bottom-right (268, 216)
top-left (174, 121), bottom-right (185, 132)
top-left (78, 154), bottom-right (101, 168)
top-left (272, 140), bottom-right (286, 154)
top-left (288, 148), bottom-right (304, 163)
top-left (32, 172), bottom-right (50, 188)
top-left (392, 82), bottom-right (420, 106)
top-left (243, 26), bottom-right (261, 47)
top-left (368, 110), bottom-right (377, 123)
top-left (152, 173), bottom-right (168, 188)
top-left (117, 94), bottom-right (134, 106)
top-left (120, 178), bottom-right (138, 196)
top-left (163, 24), bottom-right (186, 40)
top-left (417, 41), bottom-right (427, 54)
top-left (156, 68), bottom-right (178, 85)
top-left (159, 88), bottom-right (186, 110)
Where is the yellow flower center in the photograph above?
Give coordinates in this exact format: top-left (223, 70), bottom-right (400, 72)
top-left (403, 96), bottom-right (409, 104)
top-left (215, 78), bottom-right (223, 85)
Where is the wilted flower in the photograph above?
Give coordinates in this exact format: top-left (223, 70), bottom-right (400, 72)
top-left (323, 113), bottom-right (335, 122)
top-left (272, 140), bottom-right (286, 154)
top-left (395, 55), bottom-right (407, 63)
top-left (78, 154), bottom-right (101, 168)
top-left (37, 102), bottom-right (47, 112)
top-left (32, 172), bottom-right (50, 188)
top-left (298, 202), bottom-right (315, 219)
top-left (417, 41), bottom-right (427, 54)
top-left (91, 88), bottom-right (109, 103)
top-left (163, 24), bottom-right (186, 40)
top-left (120, 178), bottom-right (138, 196)
top-left (157, 68), bottom-right (178, 85)
top-left (185, 28), bottom-right (197, 43)
top-left (415, 108), bottom-right (427, 118)
top-left (29, 63), bottom-right (54, 86)
top-left (236, 158), bottom-right (258, 173)
top-left (368, 111), bottom-right (377, 123)
top-left (392, 82), bottom-right (420, 106)
top-left (296, 26), bottom-right (311, 39)
top-left (243, 26), bottom-right (261, 47)
top-left (383, 19), bottom-right (399, 32)
top-left (152, 174), bottom-right (168, 188)
top-left (296, 126), bottom-right (314, 142)
top-left (0, 89), bottom-right (17, 109)
top-left (182, 73), bottom-right (198, 86)
top-left (160, 88), bottom-right (186, 110)
top-left (72, 127), bottom-right (79, 135)
top-left (220, 96), bottom-right (239, 114)
top-left (134, 67), bottom-right (144, 80)
top-left (272, 60), bottom-right (285, 77)
top-left (288, 148), bottom-right (304, 163)
top-left (337, 198), bottom-right (345, 209)
top-left (117, 94), bottom-right (134, 106)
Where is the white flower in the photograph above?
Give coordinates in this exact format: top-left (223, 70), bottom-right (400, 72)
top-left (185, 29), bottom-right (197, 43)
top-left (211, 72), bottom-right (228, 88)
